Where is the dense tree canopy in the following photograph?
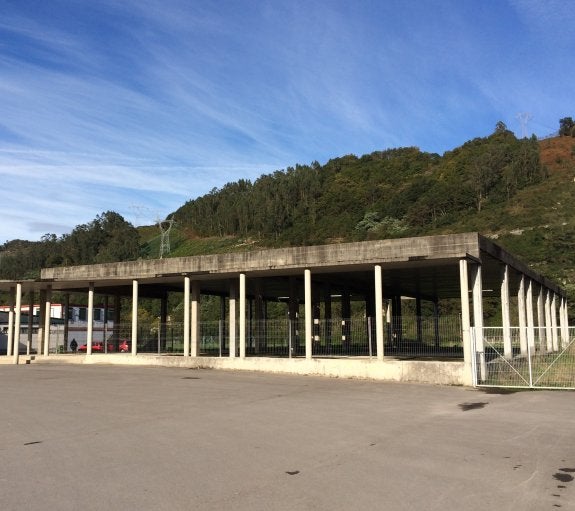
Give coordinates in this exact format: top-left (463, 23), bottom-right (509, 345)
top-left (0, 212), bottom-right (140, 279)
top-left (174, 130), bottom-right (545, 243)
top-left (559, 117), bottom-right (574, 136)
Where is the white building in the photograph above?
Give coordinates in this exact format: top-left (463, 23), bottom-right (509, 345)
top-left (0, 304), bottom-right (114, 354)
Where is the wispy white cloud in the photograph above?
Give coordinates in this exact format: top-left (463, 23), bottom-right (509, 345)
top-left (0, 0), bottom-right (573, 241)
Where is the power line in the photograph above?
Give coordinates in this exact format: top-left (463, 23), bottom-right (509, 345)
top-left (157, 216), bottom-right (175, 259)
top-left (516, 112), bottom-right (533, 138)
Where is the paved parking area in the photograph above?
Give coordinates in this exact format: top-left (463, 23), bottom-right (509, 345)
top-left (1, 364), bottom-right (575, 510)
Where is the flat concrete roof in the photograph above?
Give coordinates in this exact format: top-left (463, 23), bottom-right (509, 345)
top-left (0, 233), bottom-right (564, 299)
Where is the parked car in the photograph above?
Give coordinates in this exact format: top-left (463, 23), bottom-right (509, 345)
top-left (78, 341), bottom-right (114, 353)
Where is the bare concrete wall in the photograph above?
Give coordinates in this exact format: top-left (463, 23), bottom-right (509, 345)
top-left (32, 354), bottom-right (466, 386)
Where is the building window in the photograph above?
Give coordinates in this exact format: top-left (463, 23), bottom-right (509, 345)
top-left (78, 307), bottom-right (87, 321)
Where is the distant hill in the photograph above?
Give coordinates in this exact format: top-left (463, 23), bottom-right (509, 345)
top-left (163, 132), bottom-right (575, 299)
top-left (2, 128), bottom-right (575, 303)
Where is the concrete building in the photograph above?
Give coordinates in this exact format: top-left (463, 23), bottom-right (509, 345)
top-left (0, 233), bottom-right (568, 385)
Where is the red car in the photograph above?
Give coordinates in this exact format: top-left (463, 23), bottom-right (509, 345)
top-left (77, 340), bottom-right (129, 353)
top-left (78, 341), bottom-right (114, 353)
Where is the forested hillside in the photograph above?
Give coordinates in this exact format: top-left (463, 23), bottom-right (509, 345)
top-left (2, 122), bottom-right (575, 300)
top-left (173, 124), bottom-right (543, 244)
top-left (0, 212), bottom-right (140, 280)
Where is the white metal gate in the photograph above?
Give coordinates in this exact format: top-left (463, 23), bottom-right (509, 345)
top-left (471, 326), bottom-right (575, 389)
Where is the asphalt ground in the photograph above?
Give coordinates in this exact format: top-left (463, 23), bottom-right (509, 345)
top-left (1, 364), bottom-right (574, 511)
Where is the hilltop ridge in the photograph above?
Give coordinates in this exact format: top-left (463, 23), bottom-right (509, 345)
top-left (2, 129), bottom-right (575, 301)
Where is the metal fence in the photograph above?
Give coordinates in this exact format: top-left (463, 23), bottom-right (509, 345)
top-left (385, 315), bottom-right (463, 358)
top-left (36, 315), bottom-right (464, 360)
top-left (472, 327), bottom-right (575, 389)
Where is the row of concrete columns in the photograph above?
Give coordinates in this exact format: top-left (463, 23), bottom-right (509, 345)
top-left (4, 283), bottom-right (54, 364)
top-left (460, 259), bottom-right (569, 383)
top-left (4, 261), bottom-right (568, 375)
top-left (501, 266), bottom-right (568, 358)
top-left (61, 266), bottom-right (387, 361)
top-left (2, 275), bottom-right (456, 362)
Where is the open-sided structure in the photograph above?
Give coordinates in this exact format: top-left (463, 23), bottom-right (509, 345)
top-left (0, 233), bottom-right (568, 385)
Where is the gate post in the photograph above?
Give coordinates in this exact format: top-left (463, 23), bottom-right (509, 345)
top-left (471, 263), bottom-right (486, 382)
top-left (304, 269), bottom-right (312, 359)
top-left (459, 259), bottom-right (473, 386)
top-left (551, 293), bottom-right (559, 352)
top-left (131, 280), bottom-right (138, 355)
top-left (526, 279), bottom-right (535, 353)
top-left (518, 275), bottom-right (527, 355)
top-left (183, 276), bottom-right (190, 357)
top-left (545, 290), bottom-right (553, 352)
top-left (560, 297), bottom-right (569, 348)
top-left (374, 264), bottom-right (384, 360)
top-left (537, 285), bottom-right (546, 353)
top-left (501, 265), bottom-right (512, 359)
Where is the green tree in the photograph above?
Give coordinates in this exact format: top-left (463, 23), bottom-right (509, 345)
top-left (494, 121), bottom-right (508, 134)
top-left (559, 117), bottom-right (574, 136)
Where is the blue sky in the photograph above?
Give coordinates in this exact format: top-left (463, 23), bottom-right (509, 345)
top-left (1, 0), bottom-right (574, 241)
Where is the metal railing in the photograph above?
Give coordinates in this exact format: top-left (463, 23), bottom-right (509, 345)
top-left (473, 327), bottom-right (575, 389)
top-left (32, 315), bottom-right (464, 360)
top-left (385, 315), bottom-right (463, 358)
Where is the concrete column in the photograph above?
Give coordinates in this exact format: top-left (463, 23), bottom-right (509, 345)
top-left (433, 300), bottom-right (440, 348)
top-left (374, 264), bottom-right (384, 360)
top-left (288, 277), bottom-right (299, 355)
top-left (459, 260), bottom-right (472, 386)
top-left (391, 295), bottom-right (402, 344)
top-left (551, 293), bottom-right (559, 352)
top-left (27, 291), bottom-right (34, 356)
top-left (63, 293), bottom-right (70, 351)
top-left (13, 283), bottom-right (22, 364)
top-left (517, 275), bottom-right (527, 355)
top-left (239, 273), bottom-right (246, 358)
top-left (545, 290), bottom-right (553, 352)
top-left (102, 296), bottom-right (110, 352)
top-left (131, 280), bottom-right (138, 355)
top-left (87, 283), bottom-right (94, 355)
top-left (341, 288), bottom-right (351, 350)
top-left (43, 286), bottom-right (52, 356)
top-left (248, 298), bottom-right (253, 351)
top-left (7, 287), bottom-right (14, 357)
top-left (415, 295), bottom-right (423, 344)
top-left (324, 285), bottom-right (332, 353)
top-left (560, 296), bottom-right (569, 349)
top-left (219, 296), bottom-right (226, 356)
top-left (501, 265), bottom-right (512, 359)
top-left (565, 298), bottom-right (571, 344)
top-left (113, 295), bottom-right (121, 351)
top-left (191, 281), bottom-right (200, 357)
top-left (254, 279), bottom-right (264, 354)
top-left (160, 292), bottom-right (168, 353)
top-left (304, 269), bottom-right (312, 359)
top-left (183, 276), bottom-right (190, 357)
top-left (537, 285), bottom-right (546, 353)
top-left (471, 263), bottom-right (485, 381)
top-left (229, 280), bottom-right (237, 358)
top-left (312, 288), bottom-right (321, 347)
top-left (37, 290), bottom-right (46, 355)
top-left (263, 300), bottom-right (268, 351)
top-left (526, 279), bottom-right (535, 353)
